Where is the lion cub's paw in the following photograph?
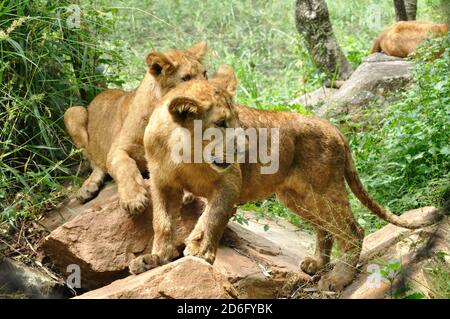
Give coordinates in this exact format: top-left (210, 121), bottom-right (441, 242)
top-left (76, 183), bottom-right (100, 203)
top-left (183, 232), bottom-right (216, 264)
top-left (318, 271), bottom-right (353, 292)
top-left (129, 254), bottom-right (160, 275)
top-left (300, 257), bottom-right (323, 275)
top-left (120, 188), bottom-right (149, 216)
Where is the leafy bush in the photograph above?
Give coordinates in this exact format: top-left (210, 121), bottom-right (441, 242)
top-left (346, 36), bottom-right (450, 230)
top-left (0, 0), bottom-right (123, 221)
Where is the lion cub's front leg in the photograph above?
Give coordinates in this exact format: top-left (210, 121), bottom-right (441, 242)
top-left (184, 192), bottom-right (237, 264)
top-left (107, 148), bottom-right (149, 215)
top-left (76, 165), bottom-right (107, 203)
top-left (129, 183), bottom-right (183, 274)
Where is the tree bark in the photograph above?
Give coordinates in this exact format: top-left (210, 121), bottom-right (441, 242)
top-left (404, 0), bottom-right (417, 20)
top-left (294, 0), bottom-right (353, 81)
top-left (393, 0), bottom-right (408, 21)
top-left (394, 0), bottom-right (417, 21)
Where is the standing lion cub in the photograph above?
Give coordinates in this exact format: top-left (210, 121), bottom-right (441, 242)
top-left (129, 65), bottom-right (440, 291)
top-left (64, 42), bottom-right (208, 215)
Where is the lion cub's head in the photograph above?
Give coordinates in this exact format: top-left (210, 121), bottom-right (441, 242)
top-left (146, 41), bottom-right (208, 95)
top-left (147, 65), bottom-right (245, 172)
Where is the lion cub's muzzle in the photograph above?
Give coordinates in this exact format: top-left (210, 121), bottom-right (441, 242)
top-left (210, 156), bottom-right (232, 170)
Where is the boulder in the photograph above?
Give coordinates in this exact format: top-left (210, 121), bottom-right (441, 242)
top-left (43, 182), bottom-right (445, 299)
top-left (341, 206), bottom-right (448, 299)
top-left (73, 215), bottom-right (314, 299)
top-left (42, 183), bottom-right (315, 296)
top-left (42, 184), bottom-right (204, 290)
top-left (39, 183), bottom-right (119, 232)
top-left (291, 53), bottom-right (414, 117)
top-left (216, 214), bottom-right (314, 298)
top-left (290, 87), bottom-right (337, 111)
top-left (74, 256), bottom-right (237, 299)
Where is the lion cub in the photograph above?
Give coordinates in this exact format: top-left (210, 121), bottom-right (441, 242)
top-left (64, 42), bottom-right (208, 215)
top-left (371, 21), bottom-right (448, 58)
top-left (130, 65), bottom-right (438, 291)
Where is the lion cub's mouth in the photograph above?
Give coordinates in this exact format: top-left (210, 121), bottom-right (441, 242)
top-left (211, 157), bottom-right (231, 169)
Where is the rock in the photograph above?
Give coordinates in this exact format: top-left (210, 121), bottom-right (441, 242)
top-left (291, 53), bottom-right (414, 117)
top-left (74, 214), bottom-right (315, 299)
top-left (39, 183), bottom-right (119, 232)
top-left (42, 180), bottom-right (316, 297)
top-left (42, 185), bottom-right (204, 290)
top-left (44, 180), bottom-right (444, 298)
top-left (0, 257), bottom-right (70, 298)
top-left (216, 214), bottom-right (314, 298)
top-left (290, 87), bottom-right (337, 110)
top-left (74, 256), bottom-right (237, 299)
top-left (341, 206), bottom-right (448, 299)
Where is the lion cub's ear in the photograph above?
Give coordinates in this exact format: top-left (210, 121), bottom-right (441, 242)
top-left (146, 52), bottom-right (177, 77)
top-left (187, 41), bottom-right (208, 61)
top-left (211, 64), bottom-right (238, 96)
top-left (168, 97), bottom-right (201, 123)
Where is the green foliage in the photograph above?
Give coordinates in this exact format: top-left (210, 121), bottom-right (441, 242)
top-left (345, 36), bottom-right (450, 230)
top-left (423, 251), bottom-right (450, 298)
top-left (103, 0), bottom-right (323, 109)
top-left (0, 0), bottom-right (123, 221)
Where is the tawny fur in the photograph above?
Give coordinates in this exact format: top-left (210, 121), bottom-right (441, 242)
top-left (129, 66), bottom-right (440, 291)
top-left (64, 42), bottom-right (208, 215)
top-left (371, 21), bottom-right (448, 58)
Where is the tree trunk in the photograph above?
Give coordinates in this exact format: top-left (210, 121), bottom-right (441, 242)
top-left (394, 0), bottom-right (417, 21)
top-left (404, 0), bottom-right (417, 20)
top-left (393, 0), bottom-right (408, 21)
top-left (294, 0), bottom-right (353, 81)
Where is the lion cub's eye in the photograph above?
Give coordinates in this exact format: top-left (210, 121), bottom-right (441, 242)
top-left (181, 74), bottom-right (192, 82)
top-left (215, 119), bottom-right (227, 128)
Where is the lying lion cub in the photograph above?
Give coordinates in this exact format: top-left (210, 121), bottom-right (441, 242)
top-left (371, 20), bottom-right (448, 58)
top-left (64, 42), bottom-right (208, 215)
top-left (129, 65), bottom-right (439, 291)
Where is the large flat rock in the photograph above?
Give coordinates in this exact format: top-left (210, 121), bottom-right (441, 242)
top-left (342, 207), bottom-right (448, 299)
top-left (42, 185), bottom-right (315, 294)
top-left (75, 257), bottom-right (237, 299)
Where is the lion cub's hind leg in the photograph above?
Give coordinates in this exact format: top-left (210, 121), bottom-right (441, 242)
top-left (277, 189), bottom-right (334, 276)
top-left (65, 106), bottom-right (107, 202)
top-left (64, 106), bottom-right (89, 151)
top-left (278, 182), bottom-right (365, 291)
top-left (301, 228), bottom-right (334, 276)
top-left (315, 187), bottom-right (364, 292)
top-left (76, 164), bottom-right (107, 203)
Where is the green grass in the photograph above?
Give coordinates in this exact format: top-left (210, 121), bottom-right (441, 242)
top-left (0, 0), bottom-right (123, 222)
top-left (1, 0), bottom-right (448, 236)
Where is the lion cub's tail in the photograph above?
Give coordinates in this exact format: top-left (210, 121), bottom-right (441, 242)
top-left (64, 106), bottom-right (89, 150)
top-left (340, 133), bottom-right (442, 229)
